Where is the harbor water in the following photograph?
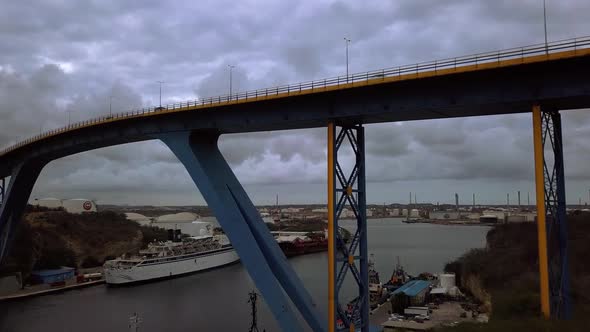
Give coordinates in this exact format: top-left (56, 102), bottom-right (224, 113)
top-left (0, 218), bottom-right (490, 331)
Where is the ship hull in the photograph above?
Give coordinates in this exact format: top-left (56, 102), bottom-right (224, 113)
top-left (104, 248), bottom-right (239, 285)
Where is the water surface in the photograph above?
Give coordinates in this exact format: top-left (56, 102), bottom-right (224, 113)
top-left (0, 218), bottom-right (490, 331)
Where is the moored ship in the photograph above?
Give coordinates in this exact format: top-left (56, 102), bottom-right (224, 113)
top-left (103, 235), bottom-right (239, 285)
top-left (276, 231), bottom-right (328, 257)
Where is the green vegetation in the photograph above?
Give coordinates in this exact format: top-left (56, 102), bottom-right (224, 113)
top-left (441, 212), bottom-right (590, 331)
top-left (0, 206), bottom-right (169, 278)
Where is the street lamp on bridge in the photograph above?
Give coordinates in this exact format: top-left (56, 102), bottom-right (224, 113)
top-left (109, 95), bottom-right (114, 117)
top-left (543, 0), bottom-right (549, 54)
top-left (228, 65), bottom-right (235, 98)
top-left (344, 37), bottom-right (351, 82)
top-left (156, 80), bottom-right (165, 108)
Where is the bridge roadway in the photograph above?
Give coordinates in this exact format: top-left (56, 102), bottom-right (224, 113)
top-left (1, 37), bottom-right (590, 331)
top-left (2, 37), bottom-right (590, 176)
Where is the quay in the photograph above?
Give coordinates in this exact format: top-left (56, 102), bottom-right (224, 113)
top-left (0, 279), bottom-right (104, 302)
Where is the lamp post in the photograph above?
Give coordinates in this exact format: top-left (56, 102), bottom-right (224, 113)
top-left (543, 0), bottom-right (548, 54)
top-left (109, 95), bottom-right (113, 117)
top-left (156, 81), bottom-right (165, 108)
top-left (66, 109), bottom-right (73, 125)
top-left (344, 37), bottom-right (351, 82)
top-left (228, 65), bottom-right (235, 98)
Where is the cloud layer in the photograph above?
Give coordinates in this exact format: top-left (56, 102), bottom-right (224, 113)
top-left (1, 0), bottom-right (590, 205)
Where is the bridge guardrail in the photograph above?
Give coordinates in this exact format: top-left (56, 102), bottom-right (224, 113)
top-left (2, 36), bottom-right (590, 156)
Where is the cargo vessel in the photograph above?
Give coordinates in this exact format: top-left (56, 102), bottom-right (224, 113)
top-left (276, 232), bottom-right (328, 257)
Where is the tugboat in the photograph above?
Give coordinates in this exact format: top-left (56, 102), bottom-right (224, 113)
top-left (384, 256), bottom-right (409, 292)
top-left (368, 254), bottom-right (383, 305)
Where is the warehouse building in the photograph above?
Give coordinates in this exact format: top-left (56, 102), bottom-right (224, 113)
top-left (391, 279), bottom-right (431, 306)
top-left (31, 267), bottom-right (75, 284)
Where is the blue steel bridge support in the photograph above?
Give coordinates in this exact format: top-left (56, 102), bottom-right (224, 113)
top-left (0, 159), bottom-right (47, 264)
top-left (158, 131), bottom-right (326, 332)
top-left (540, 109), bottom-right (572, 319)
top-left (328, 124), bottom-right (369, 332)
top-left (0, 178), bottom-right (5, 206)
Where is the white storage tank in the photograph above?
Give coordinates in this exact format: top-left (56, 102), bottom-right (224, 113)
top-left (34, 198), bottom-right (63, 209)
top-left (391, 208), bottom-right (400, 216)
top-left (410, 209), bottom-right (420, 218)
top-left (439, 273), bottom-right (456, 289)
top-left (125, 212), bottom-right (152, 226)
top-left (155, 212), bottom-right (199, 223)
top-left (62, 199), bottom-right (97, 213)
top-left (401, 209), bottom-right (408, 216)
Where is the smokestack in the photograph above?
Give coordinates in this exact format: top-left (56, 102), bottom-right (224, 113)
top-left (507, 193), bottom-right (510, 209)
top-left (414, 193), bottom-right (417, 205)
top-left (409, 192), bottom-right (412, 205)
top-left (455, 193), bottom-right (459, 211)
top-left (518, 191), bottom-right (521, 208)
top-left (472, 193), bottom-right (475, 209)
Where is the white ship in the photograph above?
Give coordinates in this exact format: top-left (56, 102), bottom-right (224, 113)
top-left (103, 235), bottom-right (239, 285)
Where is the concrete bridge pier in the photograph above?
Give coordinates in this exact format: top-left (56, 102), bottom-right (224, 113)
top-left (159, 131), bottom-right (326, 332)
top-left (0, 159), bottom-right (48, 263)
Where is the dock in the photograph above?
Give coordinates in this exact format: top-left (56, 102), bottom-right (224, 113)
top-left (371, 300), bottom-right (486, 331)
top-left (0, 279), bottom-right (104, 301)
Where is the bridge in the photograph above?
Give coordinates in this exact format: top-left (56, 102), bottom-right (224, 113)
top-left (2, 36), bottom-right (590, 331)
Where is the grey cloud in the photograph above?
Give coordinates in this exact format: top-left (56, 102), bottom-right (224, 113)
top-left (1, 0), bottom-right (590, 205)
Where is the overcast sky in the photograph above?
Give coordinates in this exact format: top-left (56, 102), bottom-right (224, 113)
top-left (1, 0), bottom-right (590, 206)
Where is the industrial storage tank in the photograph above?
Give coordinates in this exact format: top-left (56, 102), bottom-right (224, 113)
top-left (154, 212), bottom-right (206, 236)
top-left (506, 215), bottom-right (527, 223)
top-left (391, 208), bottom-right (400, 216)
top-left (62, 199), bottom-right (97, 213)
top-left (34, 198), bottom-right (63, 209)
top-left (125, 212), bottom-right (152, 226)
top-left (410, 209), bottom-right (420, 218)
top-left (155, 212), bottom-right (199, 223)
top-left (439, 273), bottom-right (456, 290)
top-left (401, 209), bottom-right (408, 216)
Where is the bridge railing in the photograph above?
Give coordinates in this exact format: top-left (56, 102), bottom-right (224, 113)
top-left (2, 36), bottom-right (590, 156)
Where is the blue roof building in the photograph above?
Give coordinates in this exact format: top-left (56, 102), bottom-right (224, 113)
top-left (392, 280), bottom-right (431, 305)
top-left (31, 267), bottom-right (75, 284)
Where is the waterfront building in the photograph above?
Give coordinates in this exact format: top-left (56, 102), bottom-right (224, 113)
top-left (391, 279), bottom-right (431, 306)
top-left (428, 211), bottom-right (460, 220)
top-left (31, 267), bottom-right (75, 284)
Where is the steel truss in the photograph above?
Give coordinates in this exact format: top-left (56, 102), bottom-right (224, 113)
top-left (0, 178), bottom-right (4, 206)
top-left (540, 109), bottom-right (572, 319)
top-left (330, 124), bottom-right (369, 332)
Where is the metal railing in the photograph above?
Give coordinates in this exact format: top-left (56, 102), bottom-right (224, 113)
top-left (2, 36), bottom-right (590, 156)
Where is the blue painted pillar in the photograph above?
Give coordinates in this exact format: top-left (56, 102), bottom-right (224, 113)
top-left (549, 111), bottom-right (572, 319)
top-left (159, 131), bottom-right (325, 332)
top-left (357, 126), bottom-right (369, 332)
top-left (0, 160), bottom-right (47, 264)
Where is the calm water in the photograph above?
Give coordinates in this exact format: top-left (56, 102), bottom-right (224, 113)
top-left (0, 218), bottom-right (490, 332)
